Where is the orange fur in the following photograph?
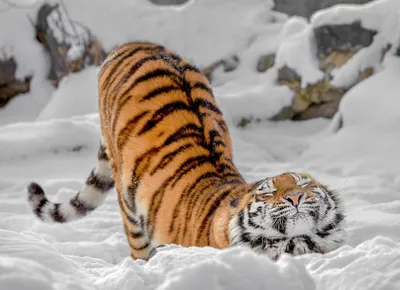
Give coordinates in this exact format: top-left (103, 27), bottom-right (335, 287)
top-left (97, 42), bottom-right (340, 260)
top-left (98, 42), bottom-right (248, 259)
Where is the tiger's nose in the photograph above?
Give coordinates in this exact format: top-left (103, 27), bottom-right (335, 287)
top-left (283, 192), bottom-right (304, 207)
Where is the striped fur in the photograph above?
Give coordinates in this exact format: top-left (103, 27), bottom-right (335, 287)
top-left (27, 42), bottom-right (345, 260)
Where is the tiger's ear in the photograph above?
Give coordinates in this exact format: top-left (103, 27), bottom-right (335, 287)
top-left (255, 178), bottom-right (276, 196)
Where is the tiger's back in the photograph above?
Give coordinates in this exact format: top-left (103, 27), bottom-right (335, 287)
top-left (98, 42), bottom-right (244, 258)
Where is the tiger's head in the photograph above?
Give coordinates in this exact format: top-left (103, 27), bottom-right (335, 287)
top-left (229, 172), bottom-right (345, 260)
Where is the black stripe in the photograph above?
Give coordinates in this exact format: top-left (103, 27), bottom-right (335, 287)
top-left (150, 144), bottom-right (194, 176)
top-left (130, 240), bottom-right (151, 251)
top-left (163, 124), bottom-right (202, 147)
top-left (86, 170), bottom-right (115, 192)
top-left (116, 110), bottom-right (150, 148)
top-left (193, 82), bottom-right (213, 94)
top-left (51, 204), bottom-right (66, 223)
top-left (217, 163), bottom-right (236, 173)
top-left (316, 231), bottom-right (329, 238)
top-left (299, 235), bottom-right (320, 252)
top-left (148, 160), bottom-right (213, 238)
top-left (183, 172), bottom-right (222, 231)
top-left (196, 189), bottom-right (232, 244)
top-left (216, 119), bottom-right (228, 133)
top-left (35, 198), bottom-right (48, 219)
top-left (132, 148), bottom-right (158, 178)
top-left (28, 182), bottom-right (45, 197)
top-left (248, 217), bottom-right (264, 229)
top-left (168, 52), bottom-right (182, 62)
top-left (214, 140), bottom-right (226, 147)
top-left (182, 64), bottom-right (201, 73)
top-left (116, 68), bottom-right (182, 114)
top-left (138, 101), bottom-right (194, 136)
top-left (103, 46), bottom-right (163, 96)
top-left (251, 235), bottom-right (266, 248)
top-left (97, 144), bottom-right (109, 161)
top-left (169, 172), bottom-right (221, 237)
top-left (171, 155), bottom-right (211, 188)
top-left (140, 86), bottom-right (182, 102)
top-left (135, 68), bottom-right (181, 88)
top-left (194, 99), bottom-right (222, 114)
top-left (272, 217), bottom-right (287, 234)
top-left (70, 196), bottom-right (96, 216)
top-left (285, 239), bottom-right (296, 254)
top-left (125, 212), bottom-right (140, 226)
top-left (129, 231), bottom-right (144, 238)
top-left (123, 176), bottom-right (140, 214)
top-left (322, 212), bottom-right (344, 232)
top-left (107, 51), bottom-right (174, 119)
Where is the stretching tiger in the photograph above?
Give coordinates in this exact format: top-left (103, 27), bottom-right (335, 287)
top-left (27, 42), bottom-right (345, 260)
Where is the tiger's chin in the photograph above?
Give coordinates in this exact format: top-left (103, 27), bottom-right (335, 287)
top-left (229, 209), bottom-right (346, 261)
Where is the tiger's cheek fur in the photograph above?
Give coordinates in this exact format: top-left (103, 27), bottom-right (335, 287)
top-left (229, 186), bottom-right (345, 260)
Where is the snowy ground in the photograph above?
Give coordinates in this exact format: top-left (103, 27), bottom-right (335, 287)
top-left (1, 0), bottom-right (400, 289)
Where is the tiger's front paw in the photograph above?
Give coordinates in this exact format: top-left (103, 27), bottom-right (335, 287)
top-left (148, 244), bottom-right (183, 260)
top-left (148, 244), bottom-right (168, 260)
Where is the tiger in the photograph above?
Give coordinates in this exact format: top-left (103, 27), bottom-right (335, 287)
top-left (27, 41), bottom-right (345, 261)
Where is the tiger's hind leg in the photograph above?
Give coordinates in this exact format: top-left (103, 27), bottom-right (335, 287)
top-left (27, 137), bottom-right (115, 222)
top-left (118, 182), bottom-right (155, 260)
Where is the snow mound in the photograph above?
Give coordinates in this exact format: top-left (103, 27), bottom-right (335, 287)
top-left (311, 0), bottom-right (400, 31)
top-left (308, 236), bottom-right (400, 290)
top-left (0, 0), bottom-right (282, 126)
top-left (275, 25), bottom-right (323, 87)
top-left (310, 0), bottom-right (400, 88)
top-left (340, 55), bottom-right (400, 130)
top-left (0, 255), bottom-right (54, 290)
top-left (157, 247), bottom-right (315, 290)
top-left (298, 54), bottom-right (400, 178)
top-left (0, 115), bottom-right (100, 162)
top-left (37, 67), bottom-right (100, 121)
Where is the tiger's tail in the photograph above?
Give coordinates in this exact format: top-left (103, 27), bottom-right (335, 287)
top-left (27, 137), bottom-right (115, 223)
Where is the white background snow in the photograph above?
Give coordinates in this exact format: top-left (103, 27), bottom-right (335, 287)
top-left (1, 0), bottom-right (400, 289)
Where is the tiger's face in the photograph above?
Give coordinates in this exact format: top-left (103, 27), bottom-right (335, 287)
top-left (229, 172), bottom-right (345, 259)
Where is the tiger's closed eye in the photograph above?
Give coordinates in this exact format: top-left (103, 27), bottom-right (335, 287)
top-left (298, 177), bottom-right (311, 187)
top-left (256, 179), bottom-right (276, 196)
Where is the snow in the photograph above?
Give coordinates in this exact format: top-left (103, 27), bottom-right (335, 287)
top-left (0, 0), bottom-right (280, 126)
top-left (37, 67), bottom-right (100, 121)
top-left (309, 0), bottom-right (400, 89)
top-left (311, 0), bottom-right (400, 31)
top-left (1, 0), bottom-right (400, 289)
top-left (0, 45), bottom-right (13, 61)
top-left (275, 23), bottom-right (324, 87)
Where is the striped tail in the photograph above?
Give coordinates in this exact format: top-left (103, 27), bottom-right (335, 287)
top-left (27, 138), bottom-right (115, 223)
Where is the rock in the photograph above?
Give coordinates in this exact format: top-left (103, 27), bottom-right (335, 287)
top-left (292, 95), bottom-right (342, 120)
top-left (271, 20), bottom-right (379, 122)
top-left (0, 76), bottom-right (32, 108)
top-left (278, 77), bottom-right (345, 113)
top-left (0, 54), bottom-right (32, 108)
top-left (35, 3), bottom-right (107, 87)
top-left (256, 53), bottom-right (275, 72)
top-left (319, 50), bottom-right (357, 73)
top-left (202, 55), bottom-right (240, 83)
top-left (314, 21), bottom-right (376, 58)
top-left (270, 106), bottom-right (295, 121)
top-left (0, 57), bottom-right (16, 86)
top-left (277, 65), bottom-right (301, 82)
top-left (273, 0), bottom-right (372, 19)
top-left (358, 67), bottom-right (374, 82)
